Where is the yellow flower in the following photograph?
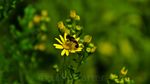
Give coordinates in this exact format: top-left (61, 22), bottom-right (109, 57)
top-left (75, 15), bottom-right (80, 20)
top-left (57, 21), bottom-right (65, 29)
top-left (41, 10), bottom-right (48, 17)
top-left (70, 10), bottom-right (77, 19)
top-left (33, 15), bottom-right (41, 24)
top-left (110, 73), bottom-right (118, 80)
top-left (53, 33), bottom-right (83, 56)
top-left (28, 21), bottom-right (33, 28)
top-left (34, 43), bottom-right (46, 51)
top-left (120, 67), bottom-right (128, 76)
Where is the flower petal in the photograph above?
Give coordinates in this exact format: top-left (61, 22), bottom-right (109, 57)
top-left (59, 35), bottom-right (65, 43)
top-left (64, 33), bottom-right (67, 41)
top-left (76, 37), bottom-right (80, 41)
top-left (53, 44), bottom-right (63, 49)
top-left (61, 49), bottom-right (66, 56)
top-left (70, 50), bottom-right (76, 53)
top-left (76, 47), bottom-right (82, 51)
top-left (72, 34), bottom-right (80, 41)
top-left (73, 35), bottom-right (76, 38)
top-left (55, 38), bottom-right (63, 44)
top-left (65, 50), bottom-right (69, 56)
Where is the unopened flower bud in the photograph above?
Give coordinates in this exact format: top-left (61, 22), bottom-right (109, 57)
top-left (91, 46), bottom-right (96, 53)
top-left (75, 25), bottom-right (82, 30)
top-left (84, 35), bottom-right (92, 43)
top-left (110, 73), bottom-right (118, 80)
top-left (45, 17), bottom-right (50, 22)
top-left (86, 48), bottom-right (91, 53)
top-left (89, 43), bottom-right (94, 47)
top-left (53, 64), bottom-right (58, 69)
top-left (75, 15), bottom-right (80, 20)
top-left (125, 77), bottom-right (130, 83)
top-left (53, 64), bottom-right (59, 72)
top-left (114, 79), bottom-right (120, 83)
top-left (119, 79), bottom-right (124, 83)
top-left (67, 24), bottom-right (72, 28)
top-left (40, 24), bottom-right (47, 31)
top-left (66, 19), bottom-right (71, 22)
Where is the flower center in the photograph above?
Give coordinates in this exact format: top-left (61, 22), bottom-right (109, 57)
top-left (62, 41), bottom-right (77, 50)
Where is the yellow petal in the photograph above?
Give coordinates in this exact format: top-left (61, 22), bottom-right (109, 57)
top-left (76, 37), bottom-right (80, 41)
top-left (53, 44), bottom-right (63, 49)
top-left (61, 49), bottom-right (66, 56)
top-left (56, 46), bottom-right (63, 49)
top-left (70, 50), bottom-right (76, 53)
top-left (64, 33), bottom-right (67, 41)
top-left (59, 35), bottom-right (65, 43)
top-left (76, 48), bottom-right (82, 51)
top-left (73, 35), bottom-right (76, 38)
top-left (79, 43), bottom-right (83, 46)
top-left (73, 34), bottom-right (80, 41)
top-left (65, 50), bottom-right (69, 56)
top-left (55, 38), bottom-right (63, 44)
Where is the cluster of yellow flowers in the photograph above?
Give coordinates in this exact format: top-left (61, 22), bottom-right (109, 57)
top-left (28, 10), bottom-right (50, 31)
top-left (70, 10), bottom-right (80, 20)
top-left (28, 10), bottom-right (50, 51)
top-left (53, 10), bottom-right (96, 56)
top-left (109, 67), bottom-right (134, 84)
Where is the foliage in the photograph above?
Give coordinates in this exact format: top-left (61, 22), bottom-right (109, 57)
top-left (0, 0), bottom-right (150, 84)
top-left (0, 0), bottom-right (23, 21)
top-left (1, 5), bottom-right (51, 83)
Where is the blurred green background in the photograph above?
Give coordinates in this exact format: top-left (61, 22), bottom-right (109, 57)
top-left (0, 0), bottom-right (150, 84)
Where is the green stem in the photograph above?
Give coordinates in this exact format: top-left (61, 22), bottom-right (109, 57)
top-left (63, 57), bottom-right (66, 84)
top-left (19, 68), bottom-right (24, 84)
top-left (0, 71), bottom-right (3, 84)
top-left (62, 56), bottom-right (68, 84)
top-left (72, 79), bottom-right (75, 84)
top-left (71, 54), bottom-right (85, 84)
top-left (77, 54), bottom-right (85, 70)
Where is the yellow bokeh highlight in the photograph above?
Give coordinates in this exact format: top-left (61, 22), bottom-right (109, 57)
top-left (119, 39), bottom-right (133, 56)
top-left (33, 15), bottom-right (41, 24)
top-left (98, 42), bottom-right (115, 56)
